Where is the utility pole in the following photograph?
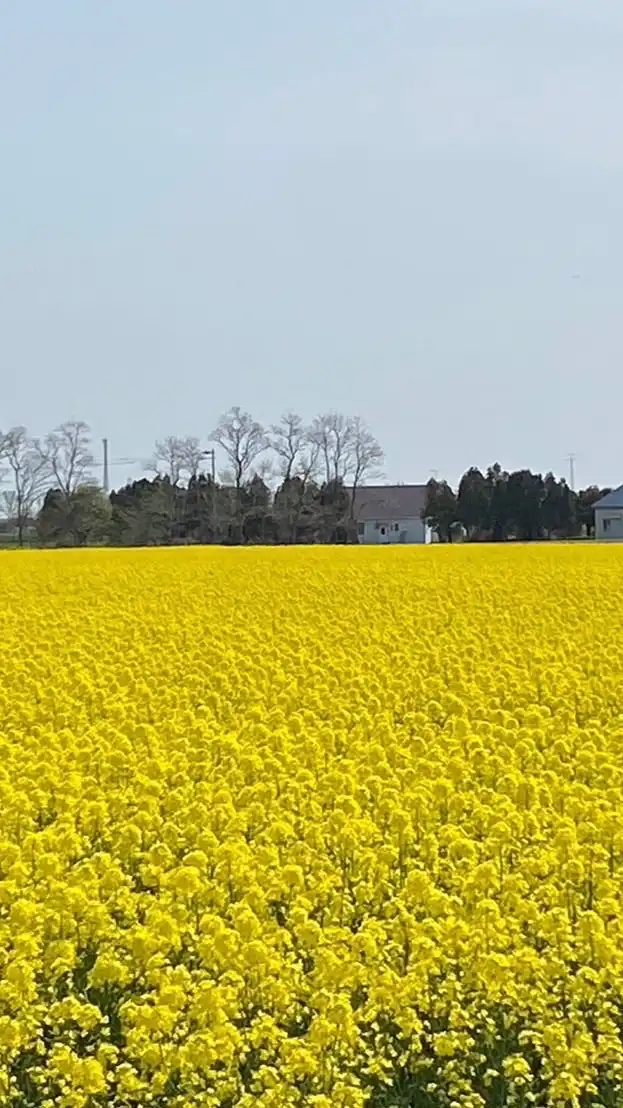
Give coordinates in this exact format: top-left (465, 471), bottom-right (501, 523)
top-left (567, 453), bottom-right (576, 491)
top-left (102, 438), bottom-right (110, 493)
top-left (202, 448), bottom-right (217, 540)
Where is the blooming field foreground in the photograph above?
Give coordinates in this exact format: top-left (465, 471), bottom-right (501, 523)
top-left (1, 547), bottom-right (623, 1108)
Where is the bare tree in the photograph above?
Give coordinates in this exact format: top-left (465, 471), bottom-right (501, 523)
top-left (307, 411), bottom-right (384, 534)
top-left (269, 412), bottom-right (315, 482)
top-left (151, 435), bottom-right (204, 484)
top-left (151, 437), bottom-right (184, 485)
top-left (181, 437), bottom-right (206, 481)
top-left (210, 407), bottom-right (267, 543)
top-left (268, 413), bottom-right (321, 542)
top-left (211, 407), bottom-right (267, 489)
top-left (0, 426), bottom-right (50, 545)
top-left (349, 415), bottom-right (384, 517)
top-left (39, 420), bottom-right (95, 498)
top-left (309, 411), bottom-right (355, 485)
top-left (309, 411), bottom-right (383, 485)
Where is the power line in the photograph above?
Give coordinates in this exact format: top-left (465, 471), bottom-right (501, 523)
top-left (93, 445), bottom-right (219, 490)
top-left (93, 457), bottom-right (144, 466)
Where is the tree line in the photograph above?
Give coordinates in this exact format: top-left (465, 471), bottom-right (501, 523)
top-left (0, 414), bottom-right (611, 547)
top-left (0, 410), bottom-right (383, 547)
top-left (424, 466), bottom-right (610, 543)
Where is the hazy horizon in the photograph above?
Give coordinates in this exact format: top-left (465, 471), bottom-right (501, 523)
top-left (2, 1), bottom-right (623, 491)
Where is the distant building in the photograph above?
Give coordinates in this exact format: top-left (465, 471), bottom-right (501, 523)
top-left (350, 484), bottom-right (428, 544)
top-left (594, 485), bottom-right (623, 541)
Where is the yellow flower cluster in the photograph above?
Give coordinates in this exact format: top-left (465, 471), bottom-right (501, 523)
top-left (1, 544), bottom-right (623, 1107)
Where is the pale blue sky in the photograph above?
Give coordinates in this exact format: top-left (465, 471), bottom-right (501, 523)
top-left (2, 1), bottom-right (623, 489)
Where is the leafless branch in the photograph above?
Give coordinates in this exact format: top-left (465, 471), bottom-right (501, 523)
top-left (151, 435), bottom-right (204, 484)
top-left (0, 425), bottom-right (51, 543)
top-left (210, 407), bottom-right (267, 489)
top-left (349, 415), bottom-right (384, 493)
top-left (39, 420), bottom-right (95, 497)
top-left (269, 411), bottom-right (320, 485)
top-left (308, 411), bottom-right (357, 485)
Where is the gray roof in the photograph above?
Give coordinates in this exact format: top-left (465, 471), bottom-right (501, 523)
top-left (594, 485), bottom-right (623, 510)
top-left (350, 484), bottom-right (427, 522)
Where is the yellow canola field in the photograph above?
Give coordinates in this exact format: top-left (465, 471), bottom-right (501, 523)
top-left (1, 545), bottom-right (623, 1108)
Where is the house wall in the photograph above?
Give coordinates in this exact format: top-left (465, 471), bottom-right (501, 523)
top-left (595, 509), bottom-right (623, 541)
top-left (359, 517), bottom-right (427, 545)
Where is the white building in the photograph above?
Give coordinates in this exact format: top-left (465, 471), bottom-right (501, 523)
top-left (594, 485), bottom-right (623, 540)
top-left (351, 484), bottom-right (428, 544)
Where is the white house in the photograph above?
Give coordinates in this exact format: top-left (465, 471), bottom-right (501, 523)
top-left (594, 485), bottom-right (623, 540)
top-left (350, 484), bottom-right (428, 544)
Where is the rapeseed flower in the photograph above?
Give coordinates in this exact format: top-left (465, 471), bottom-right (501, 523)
top-left (1, 544), bottom-right (623, 1105)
